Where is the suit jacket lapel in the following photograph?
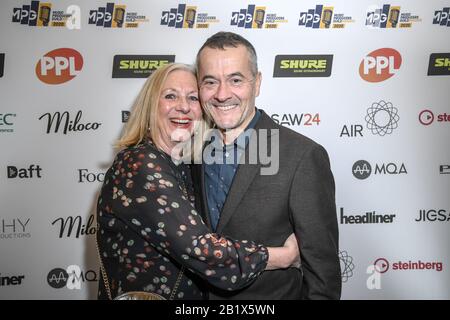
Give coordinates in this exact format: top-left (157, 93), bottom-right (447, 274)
top-left (216, 110), bottom-right (276, 233)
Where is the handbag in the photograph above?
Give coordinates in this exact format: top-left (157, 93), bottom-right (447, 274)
top-left (95, 235), bottom-right (184, 300)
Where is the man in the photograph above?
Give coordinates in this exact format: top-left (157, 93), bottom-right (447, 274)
top-left (192, 31), bottom-right (341, 299)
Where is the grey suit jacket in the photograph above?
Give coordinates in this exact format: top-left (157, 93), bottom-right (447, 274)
top-left (192, 109), bottom-right (341, 300)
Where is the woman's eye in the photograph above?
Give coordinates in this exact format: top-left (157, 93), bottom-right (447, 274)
top-left (189, 96), bottom-right (199, 101)
top-left (165, 93), bottom-right (176, 99)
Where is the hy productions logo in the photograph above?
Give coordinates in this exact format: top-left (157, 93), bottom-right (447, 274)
top-left (12, 1), bottom-right (80, 29)
top-left (160, 4), bottom-right (219, 29)
top-left (230, 5), bottom-right (288, 29)
top-left (89, 2), bottom-right (149, 28)
top-left (433, 7), bottom-right (450, 26)
top-left (365, 4), bottom-right (421, 28)
top-left (298, 5), bottom-right (355, 29)
top-left (359, 48), bottom-right (402, 83)
top-left (35, 48), bottom-right (83, 85)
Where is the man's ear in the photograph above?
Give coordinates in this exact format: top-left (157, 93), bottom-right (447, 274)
top-left (255, 71), bottom-right (262, 97)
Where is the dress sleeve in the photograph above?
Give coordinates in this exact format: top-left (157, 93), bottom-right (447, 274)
top-left (101, 146), bottom-right (268, 291)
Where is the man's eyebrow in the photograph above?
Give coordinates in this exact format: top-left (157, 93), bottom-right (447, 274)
top-left (201, 72), bottom-right (246, 82)
top-left (200, 74), bottom-right (217, 82)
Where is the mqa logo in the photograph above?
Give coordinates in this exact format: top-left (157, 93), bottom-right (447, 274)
top-left (47, 265), bottom-right (97, 289)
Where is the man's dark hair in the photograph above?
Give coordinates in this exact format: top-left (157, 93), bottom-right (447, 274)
top-left (196, 31), bottom-right (258, 76)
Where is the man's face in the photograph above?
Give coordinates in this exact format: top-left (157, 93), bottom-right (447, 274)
top-left (198, 45), bottom-right (261, 132)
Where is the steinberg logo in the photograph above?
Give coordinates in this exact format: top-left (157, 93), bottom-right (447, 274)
top-left (373, 258), bottom-right (444, 272)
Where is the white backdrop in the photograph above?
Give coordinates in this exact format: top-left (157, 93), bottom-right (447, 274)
top-left (1, 0), bottom-right (449, 300)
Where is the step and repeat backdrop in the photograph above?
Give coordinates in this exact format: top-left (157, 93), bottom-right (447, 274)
top-left (1, 0), bottom-right (449, 300)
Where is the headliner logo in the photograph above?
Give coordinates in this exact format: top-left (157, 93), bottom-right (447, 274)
top-left (360, 48), bottom-right (402, 83)
top-left (0, 273), bottom-right (25, 287)
top-left (89, 2), bottom-right (148, 28)
top-left (1, 218), bottom-right (31, 240)
top-left (271, 113), bottom-right (320, 127)
top-left (36, 48), bottom-right (83, 85)
top-left (340, 207), bottom-right (396, 224)
top-left (428, 53), bottom-right (450, 76)
top-left (418, 109), bottom-right (450, 125)
top-left (112, 55), bottom-right (175, 78)
top-left (339, 251), bottom-right (354, 282)
top-left (0, 113), bottom-right (16, 133)
top-left (160, 4), bottom-right (219, 29)
top-left (366, 5), bottom-right (421, 28)
top-left (365, 100), bottom-right (399, 136)
top-left (352, 160), bottom-right (407, 180)
top-left (374, 258), bottom-right (443, 273)
top-left (433, 7), bottom-right (450, 26)
top-left (51, 214), bottom-right (96, 238)
top-left (38, 110), bottom-right (101, 135)
top-left (47, 266), bottom-right (97, 290)
top-left (231, 5), bottom-right (288, 29)
top-left (273, 55), bottom-right (332, 77)
top-left (298, 5), bottom-right (354, 29)
top-left (0, 53), bottom-right (4, 77)
top-left (12, 1), bottom-right (80, 29)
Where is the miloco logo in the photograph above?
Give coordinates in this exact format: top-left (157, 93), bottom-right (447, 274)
top-left (51, 214), bottom-right (96, 238)
top-left (38, 110), bottom-right (101, 134)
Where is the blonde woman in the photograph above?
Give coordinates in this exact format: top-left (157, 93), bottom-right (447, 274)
top-left (96, 63), bottom-right (299, 300)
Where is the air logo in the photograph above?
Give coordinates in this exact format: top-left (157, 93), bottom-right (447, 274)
top-left (360, 48), bottom-right (402, 83)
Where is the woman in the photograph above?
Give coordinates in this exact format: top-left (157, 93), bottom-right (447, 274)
top-left (96, 63), bottom-right (299, 300)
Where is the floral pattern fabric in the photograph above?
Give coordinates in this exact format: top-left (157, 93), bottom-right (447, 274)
top-left (97, 142), bottom-right (268, 299)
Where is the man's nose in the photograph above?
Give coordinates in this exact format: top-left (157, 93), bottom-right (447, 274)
top-left (214, 81), bottom-right (233, 102)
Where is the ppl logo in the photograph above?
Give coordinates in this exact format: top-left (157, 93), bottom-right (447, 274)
top-left (36, 48), bottom-right (83, 85)
top-left (359, 48), bottom-right (401, 83)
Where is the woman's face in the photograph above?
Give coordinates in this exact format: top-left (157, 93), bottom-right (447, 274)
top-left (157, 69), bottom-right (202, 151)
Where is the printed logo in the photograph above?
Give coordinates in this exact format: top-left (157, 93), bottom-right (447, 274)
top-left (230, 5), bottom-right (288, 29)
top-left (271, 113), bottom-right (321, 127)
top-left (89, 2), bottom-right (148, 28)
top-left (12, 1), bottom-right (80, 29)
top-left (366, 4), bottom-right (421, 28)
top-left (0, 53), bottom-right (4, 77)
top-left (7, 165), bottom-right (42, 179)
top-left (122, 110), bottom-right (130, 123)
top-left (298, 5), bottom-right (354, 29)
top-left (352, 160), bottom-right (407, 180)
top-left (427, 53), bottom-right (450, 76)
top-left (418, 109), bottom-right (450, 125)
top-left (36, 48), bottom-right (83, 85)
top-left (0, 273), bottom-right (25, 287)
top-left (273, 55), bottom-right (333, 77)
top-left (51, 214), bottom-right (96, 238)
top-left (339, 251), bottom-right (354, 282)
top-left (1, 218), bottom-right (31, 240)
top-left (47, 266), bottom-right (97, 289)
top-left (160, 4), bottom-right (219, 28)
top-left (340, 207), bottom-right (396, 224)
top-left (440, 165), bottom-right (450, 174)
top-left (373, 258), bottom-right (443, 273)
top-left (365, 100), bottom-right (399, 136)
top-left (38, 110), bottom-right (101, 135)
top-left (112, 55), bottom-right (175, 78)
top-left (0, 113), bottom-right (16, 133)
top-left (433, 7), bottom-right (450, 26)
top-left (415, 209), bottom-right (450, 222)
top-left (360, 48), bottom-right (402, 83)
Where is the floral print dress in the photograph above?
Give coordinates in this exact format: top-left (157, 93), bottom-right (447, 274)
top-left (97, 141), bottom-right (268, 299)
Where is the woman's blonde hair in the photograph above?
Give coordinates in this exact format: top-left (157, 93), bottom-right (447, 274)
top-left (116, 63), bottom-right (209, 162)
